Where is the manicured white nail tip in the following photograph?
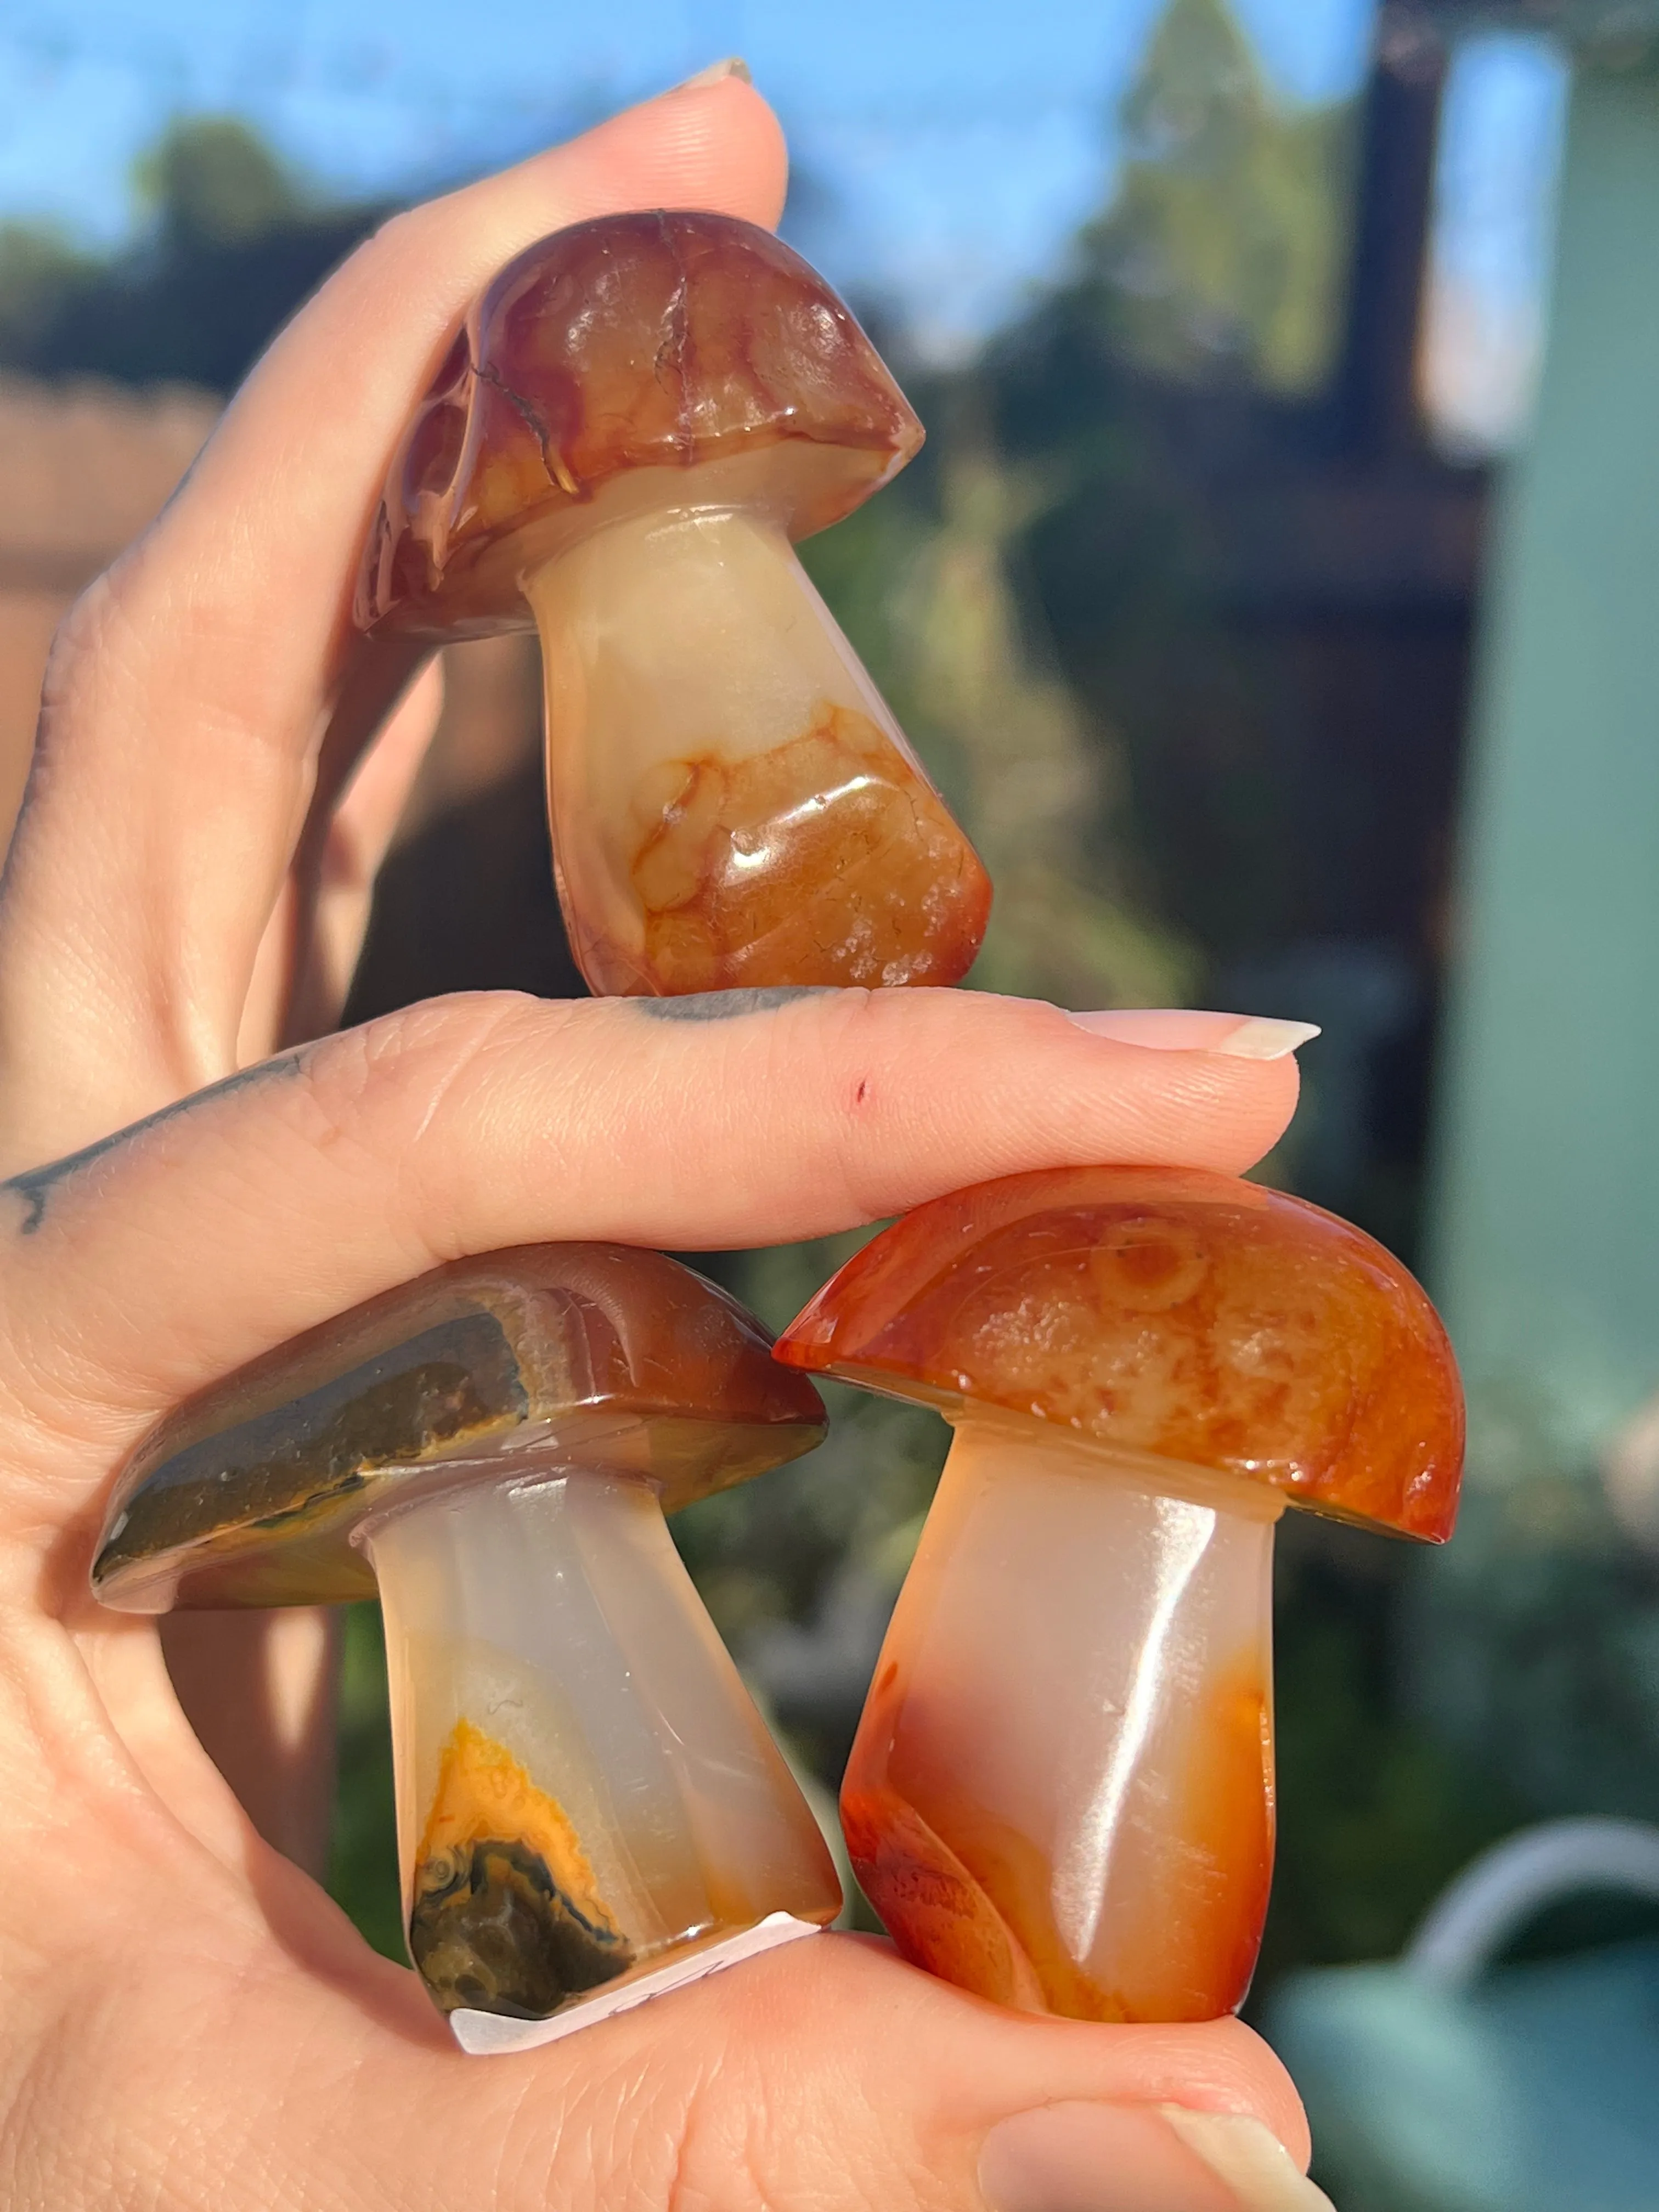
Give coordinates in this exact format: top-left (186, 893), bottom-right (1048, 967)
top-left (1158, 2109), bottom-right (1335, 2211)
top-left (673, 55), bottom-right (752, 89)
top-left (1062, 1009), bottom-right (1319, 1057)
top-left (449, 1912), bottom-right (821, 2055)
top-left (1214, 1018), bottom-right (1322, 1060)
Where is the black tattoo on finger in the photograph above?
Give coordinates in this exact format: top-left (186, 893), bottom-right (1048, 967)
top-left (629, 987), bottom-right (832, 1023)
top-left (3, 1049), bottom-right (308, 1236)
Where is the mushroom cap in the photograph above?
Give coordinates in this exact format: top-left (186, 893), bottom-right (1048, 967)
top-left (356, 210), bottom-right (924, 639)
top-left (93, 1245), bottom-right (826, 1612)
top-left (775, 1166), bottom-right (1464, 1542)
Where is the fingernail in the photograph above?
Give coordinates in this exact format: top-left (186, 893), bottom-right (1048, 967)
top-left (1068, 1011), bottom-right (1320, 1061)
top-left (672, 56), bottom-right (753, 91)
top-left (982, 2097), bottom-right (1256, 2203)
top-left (1159, 2109), bottom-right (1335, 2211)
top-left (979, 2101), bottom-right (1291, 2212)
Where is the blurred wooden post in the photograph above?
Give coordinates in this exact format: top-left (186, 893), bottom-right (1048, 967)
top-left (1431, 60), bottom-right (1659, 1458)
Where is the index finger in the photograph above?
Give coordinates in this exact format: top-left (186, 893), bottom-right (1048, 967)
top-left (0, 988), bottom-right (1299, 1545)
top-left (0, 75), bottom-right (787, 1163)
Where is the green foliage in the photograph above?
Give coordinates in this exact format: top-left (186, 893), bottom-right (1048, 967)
top-left (802, 419), bottom-right (1196, 1012)
top-left (673, 1231), bottom-right (947, 1775)
top-left (0, 114), bottom-right (379, 390)
top-left (0, 224), bottom-right (98, 357)
top-left (978, 9), bottom-right (1364, 968)
top-left (1259, 1528), bottom-right (1519, 1985)
top-left (326, 1602), bottom-right (404, 1964)
top-left (134, 116), bottom-right (306, 245)
top-left (1086, 0), bottom-right (1354, 392)
top-left (1409, 1466), bottom-right (1659, 1830)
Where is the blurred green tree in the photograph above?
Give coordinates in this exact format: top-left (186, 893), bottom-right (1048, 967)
top-left (134, 116), bottom-right (305, 245)
top-left (0, 223), bottom-right (98, 358)
top-left (803, 417), bottom-right (1196, 1014)
top-left (1088, 0), bottom-right (1353, 392)
top-left (0, 116), bottom-right (381, 390)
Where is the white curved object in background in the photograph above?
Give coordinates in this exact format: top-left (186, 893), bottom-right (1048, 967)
top-left (1407, 1816), bottom-right (1659, 1989)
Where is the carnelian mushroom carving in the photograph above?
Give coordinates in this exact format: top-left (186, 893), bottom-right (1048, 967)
top-left (777, 1166), bottom-right (1464, 2024)
top-left (93, 1245), bottom-right (840, 2051)
top-left (356, 211), bottom-right (990, 997)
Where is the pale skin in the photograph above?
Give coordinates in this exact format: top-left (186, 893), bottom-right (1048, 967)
top-left (0, 74), bottom-right (1318, 2212)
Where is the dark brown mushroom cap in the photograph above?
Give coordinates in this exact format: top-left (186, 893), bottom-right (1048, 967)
top-left (356, 210), bottom-right (924, 639)
top-left (92, 1245), bottom-right (826, 1612)
top-left (776, 1166), bottom-right (1464, 1543)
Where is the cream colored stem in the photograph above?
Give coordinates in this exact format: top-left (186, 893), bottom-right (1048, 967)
top-left (525, 505), bottom-right (905, 783)
top-left (363, 1461), bottom-right (838, 2029)
top-left (523, 505), bottom-right (966, 995)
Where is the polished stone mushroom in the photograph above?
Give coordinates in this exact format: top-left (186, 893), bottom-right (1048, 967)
top-left (776, 1166), bottom-right (1464, 2025)
top-left (356, 210), bottom-right (991, 997)
top-left (93, 1244), bottom-right (841, 2051)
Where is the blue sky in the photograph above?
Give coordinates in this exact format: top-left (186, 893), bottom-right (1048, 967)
top-left (0, 0), bottom-right (1565, 392)
top-left (3, 0), bottom-right (1372, 353)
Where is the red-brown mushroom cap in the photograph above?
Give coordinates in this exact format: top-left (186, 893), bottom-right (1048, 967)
top-left (356, 210), bottom-right (924, 638)
top-left (776, 1166), bottom-right (1464, 1542)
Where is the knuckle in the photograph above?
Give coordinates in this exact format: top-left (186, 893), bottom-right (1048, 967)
top-left (648, 1946), bottom-right (928, 2212)
top-left (622, 2047), bottom-right (774, 2212)
top-left (343, 198), bottom-right (459, 303)
top-left (304, 990), bottom-right (538, 1111)
top-left (362, 200), bottom-right (424, 260)
top-left (512, 1946), bottom-right (928, 2212)
top-left (33, 535), bottom-right (178, 764)
top-left (37, 569), bottom-right (125, 727)
top-left (293, 991), bottom-right (554, 1237)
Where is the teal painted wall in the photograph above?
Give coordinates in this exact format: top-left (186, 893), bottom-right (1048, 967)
top-left (1432, 65), bottom-right (1659, 1461)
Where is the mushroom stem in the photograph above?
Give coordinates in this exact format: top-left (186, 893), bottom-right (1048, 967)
top-left (522, 506), bottom-right (990, 995)
top-left (841, 1415), bottom-right (1280, 2022)
top-left (363, 1459), bottom-right (839, 2038)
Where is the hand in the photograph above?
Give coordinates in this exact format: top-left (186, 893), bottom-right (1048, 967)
top-left (0, 72), bottom-right (1325, 2212)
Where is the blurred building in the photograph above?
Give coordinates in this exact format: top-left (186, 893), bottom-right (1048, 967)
top-left (1415, 0), bottom-right (1659, 1829)
top-left (1198, 14), bottom-right (1488, 1227)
